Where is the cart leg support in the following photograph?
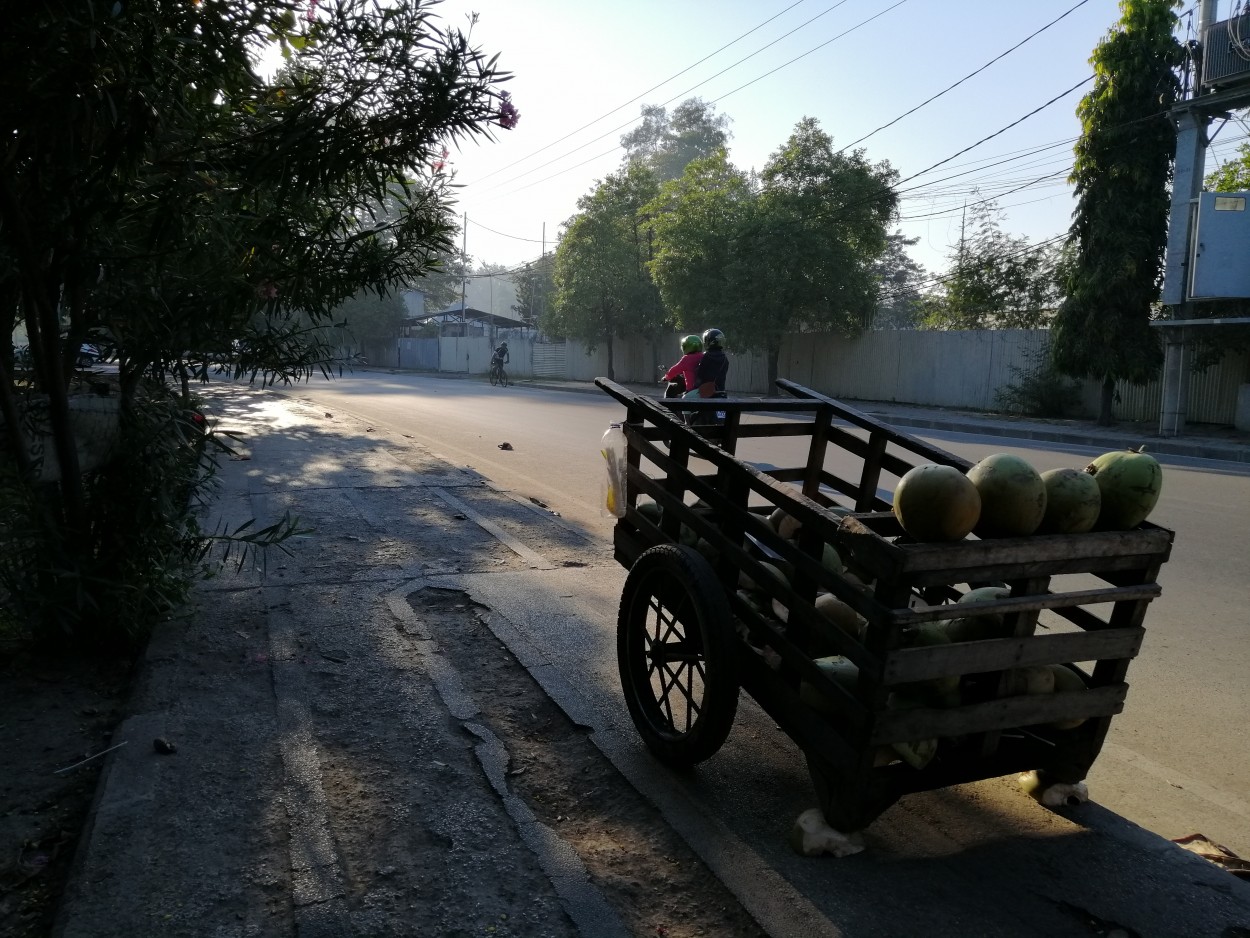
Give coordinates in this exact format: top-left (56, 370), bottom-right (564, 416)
top-left (1019, 769), bottom-right (1090, 808)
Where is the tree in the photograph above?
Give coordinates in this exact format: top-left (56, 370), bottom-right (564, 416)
top-left (1050, 0), bottom-right (1182, 425)
top-left (0, 1), bottom-right (513, 647)
top-left (744, 119), bottom-right (899, 385)
top-left (920, 199), bottom-right (1060, 329)
top-left (872, 232), bottom-right (929, 329)
top-left (513, 253), bottom-right (556, 327)
top-left (648, 120), bottom-right (898, 386)
top-left (333, 291), bottom-right (407, 348)
top-left (410, 244), bottom-right (471, 314)
top-left (1205, 138), bottom-right (1250, 192)
top-left (646, 149), bottom-right (756, 334)
top-left (621, 98), bottom-right (732, 182)
top-left (547, 164), bottom-right (667, 380)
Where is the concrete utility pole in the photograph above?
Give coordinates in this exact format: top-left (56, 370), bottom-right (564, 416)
top-left (1158, 0), bottom-right (1250, 437)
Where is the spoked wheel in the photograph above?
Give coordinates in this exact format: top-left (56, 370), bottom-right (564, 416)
top-left (617, 544), bottom-right (740, 767)
top-left (499, 368), bottom-right (509, 387)
top-left (489, 367), bottom-right (500, 387)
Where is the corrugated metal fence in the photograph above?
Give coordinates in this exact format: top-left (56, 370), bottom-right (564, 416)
top-left (425, 330), bottom-right (1249, 426)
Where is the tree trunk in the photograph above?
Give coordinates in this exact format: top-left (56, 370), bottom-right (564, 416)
top-left (606, 333), bottom-right (615, 382)
top-left (766, 346), bottom-right (780, 393)
top-left (1097, 374), bottom-right (1116, 427)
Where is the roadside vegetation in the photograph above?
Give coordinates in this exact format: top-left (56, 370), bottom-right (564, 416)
top-left (1, 1), bottom-right (513, 650)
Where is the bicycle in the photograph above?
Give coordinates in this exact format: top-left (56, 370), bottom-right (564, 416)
top-left (489, 361), bottom-right (509, 387)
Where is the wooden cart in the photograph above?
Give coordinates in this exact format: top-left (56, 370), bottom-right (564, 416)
top-left (597, 377), bottom-right (1174, 832)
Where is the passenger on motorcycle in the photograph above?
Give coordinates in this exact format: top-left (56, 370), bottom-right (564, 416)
top-left (660, 334), bottom-right (703, 399)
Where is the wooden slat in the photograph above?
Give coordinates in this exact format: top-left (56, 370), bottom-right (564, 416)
top-left (889, 584), bottom-right (1162, 627)
top-left (776, 378), bottom-right (973, 470)
top-left (881, 627), bottom-right (1145, 684)
top-left (869, 684), bottom-right (1128, 745)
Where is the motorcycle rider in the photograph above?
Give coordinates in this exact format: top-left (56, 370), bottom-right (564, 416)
top-left (685, 328), bottom-right (728, 425)
top-left (661, 334), bottom-right (703, 399)
top-left (690, 328), bottom-right (728, 397)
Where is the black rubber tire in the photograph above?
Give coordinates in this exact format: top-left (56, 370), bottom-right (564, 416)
top-left (489, 367), bottom-right (500, 387)
top-left (499, 368), bottom-right (509, 388)
top-left (617, 544), bottom-right (740, 767)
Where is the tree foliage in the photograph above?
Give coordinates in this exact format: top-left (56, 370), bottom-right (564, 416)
top-left (547, 164), bottom-right (666, 380)
top-left (513, 253), bottom-right (556, 327)
top-left (620, 98), bottom-right (732, 182)
top-left (647, 118), bottom-right (898, 386)
top-left (1, 0), bottom-right (512, 646)
top-left (920, 199), bottom-right (1060, 329)
top-left (871, 232), bottom-right (929, 329)
top-left (1205, 139), bottom-right (1250, 192)
top-left (646, 150), bottom-right (755, 331)
top-left (1050, 0), bottom-right (1182, 424)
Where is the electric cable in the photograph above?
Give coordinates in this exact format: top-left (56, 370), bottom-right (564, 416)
top-left (837, 0), bottom-right (1092, 154)
top-left (466, 0), bottom-right (903, 198)
top-left (467, 0), bottom-right (813, 186)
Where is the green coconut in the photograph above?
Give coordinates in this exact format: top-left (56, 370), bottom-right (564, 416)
top-left (739, 561), bottom-right (788, 593)
top-left (1011, 666), bottom-right (1055, 696)
top-left (820, 543), bottom-right (845, 576)
top-left (1037, 467), bottom-right (1102, 534)
top-left (943, 585), bottom-right (1011, 641)
top-left (635, 500), bottom-right (663, 525)
top-left (1046, 664), bottom-right (1089, 730)
top-left (814, 593), bottom-right (863, 638)
top-left (799, 655), bottom-right (860, 717)
top-left (967, 453), bottom-right (1047, 538)
top-left (898, 625), bottom-right (961, 705)
top-left (1084, 447), bottom-right (1163, 530)
top-left (892, 464), bottom-right (981, 542)
top-left (769, 508), bottom-right (802, 540)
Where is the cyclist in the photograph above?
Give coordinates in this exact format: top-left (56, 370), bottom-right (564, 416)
top-left (660, 334), bottom-right (703, 399)
top-left (490, 341), bottom-right (509, 376)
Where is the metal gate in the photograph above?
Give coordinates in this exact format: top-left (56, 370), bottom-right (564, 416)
top-left (532, 341), bottom-right (567, 379)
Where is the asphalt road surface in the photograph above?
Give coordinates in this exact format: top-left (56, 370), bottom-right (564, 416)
top-left (278, 370), bottom-right (1250, 862)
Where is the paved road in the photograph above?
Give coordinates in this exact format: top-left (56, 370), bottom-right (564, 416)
top-left (289, 370), bottom-right (1250, 860)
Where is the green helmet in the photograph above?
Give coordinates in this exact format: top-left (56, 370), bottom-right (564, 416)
top-left (680, 334), bottom-right (703, 354)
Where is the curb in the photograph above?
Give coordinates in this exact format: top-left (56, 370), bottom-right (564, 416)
top-left (511, 379), bottom-right (1249, 465)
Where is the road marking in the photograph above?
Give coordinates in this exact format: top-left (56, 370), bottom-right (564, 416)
top-left (1102, 741), bottom-right (1250, 821)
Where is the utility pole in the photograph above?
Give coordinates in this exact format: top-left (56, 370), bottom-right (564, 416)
top-left (460, 211), bottom-right (468, 338)
top-left (1158, 0), bottom-right (1245, 437)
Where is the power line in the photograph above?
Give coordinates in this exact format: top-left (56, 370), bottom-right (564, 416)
top-left (467, 0), bottom-right (813, 186)
top-left (837, 0), bottom-right (1092, 154)
top-left (893, 75), bottom-right (1093, 189)
top-left (877, 232), bottom-right (1069, 302)
top-left (467, 216), bottom-right (546, 243)
top-left (467, 0), bottom-right (903, 199)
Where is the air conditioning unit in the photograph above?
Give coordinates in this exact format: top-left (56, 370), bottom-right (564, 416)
top-left (1201, 14), bottom-right (1250, 90)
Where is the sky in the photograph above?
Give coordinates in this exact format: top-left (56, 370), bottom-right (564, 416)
top-left (418, 0), bottom-right (1245, 281)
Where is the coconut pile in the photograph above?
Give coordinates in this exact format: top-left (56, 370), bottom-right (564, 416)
top-left (893, 447), bottom-right (1164, 543)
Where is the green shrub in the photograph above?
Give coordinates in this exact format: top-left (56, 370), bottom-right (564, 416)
top-left (995, 351), bottom-right (1083, 418)
top-left (0, 384), bottom-right (301, 651)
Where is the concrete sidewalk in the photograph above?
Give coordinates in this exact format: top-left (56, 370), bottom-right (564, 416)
top-left (52, 380), bottom-right (1250, 938)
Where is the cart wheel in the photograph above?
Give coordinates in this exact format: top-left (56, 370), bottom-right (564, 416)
top-left (617, 544), bottom-right (740, 768)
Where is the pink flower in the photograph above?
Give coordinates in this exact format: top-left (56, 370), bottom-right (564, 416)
top-left (498, 91), bottom-right (519, 130)
top-left (255, 282), bottom-right (279, 300)
top-left (306, 0), bottom-right (318, 22)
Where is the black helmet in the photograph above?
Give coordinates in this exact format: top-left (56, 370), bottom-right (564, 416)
top-left (499, 341), bottom-right (508, 349)
top-left (701, 328), bottom-right (724, 351)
